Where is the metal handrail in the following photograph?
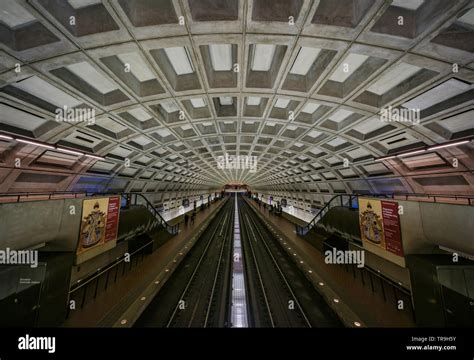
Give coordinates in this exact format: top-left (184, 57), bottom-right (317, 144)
top-left (91, 192), bottom-right (179, 235)
top-left (69, 237), bottom-right (155, 294)
top-left (0, 190), bottom-right (89, 202)
top-left (364, 192), bottom-right (474, 204)
top-left (295, 194), bottom-right (362, 236)
top-left (0, 190), bottom-right (179, 235)
top-left (295, 192), bottom-right (474, 236)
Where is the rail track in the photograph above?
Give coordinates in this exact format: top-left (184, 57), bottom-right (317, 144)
top-left (136, 195), bottom-right (342, 328)
top-left (239, 196), bottom-right (342, 328)
top-left (135, 198), bottom-right (234, 327)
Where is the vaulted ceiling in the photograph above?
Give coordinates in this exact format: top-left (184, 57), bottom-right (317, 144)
top-left (0, 0), bottom-right (473, 196)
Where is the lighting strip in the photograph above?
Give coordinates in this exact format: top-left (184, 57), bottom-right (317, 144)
top-left (375, 138), bottom-right (472, 162)
top-left (397, 149), bottom-right (426, 158)
top-left (428, 140), bottom-right (470, 151)
top-left (84, 154), bottom-right (105, 160)
top-left (56, 147), bottom-right (84, 156)
top-left (0, 133), bottom-right (104, 160)
top-left (374, 156), bottom-right (396, 162)
top-left (17, 139), bottom-right (55, 150)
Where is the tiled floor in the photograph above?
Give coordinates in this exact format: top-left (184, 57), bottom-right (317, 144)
top-left (63, 199), bottom-right (224, 327)
top-left (247, 198), bottom-right (415, 327)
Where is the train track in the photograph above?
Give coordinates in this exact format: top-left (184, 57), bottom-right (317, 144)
top-left (135, 198), bottom-right (234, 327)
top-left (136, 195), bottom-right (341, 328)
top-left (239, 196), bottom-right (342, 328)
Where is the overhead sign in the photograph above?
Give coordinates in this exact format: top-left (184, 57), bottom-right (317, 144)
top-left (358, 198), bottom-right (404, 260)
top-left (76, 196), bottom-right (120, 262)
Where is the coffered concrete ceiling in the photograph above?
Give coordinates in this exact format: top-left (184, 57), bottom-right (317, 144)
top-left (0, 0), bottom-right (473, 197)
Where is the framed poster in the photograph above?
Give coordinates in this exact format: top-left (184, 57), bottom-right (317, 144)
top-left (358, 198), bottom-right (404, 263)
top-left (359, 198), bottom-right (385, 249)
top-left (77, 196), bottom-right (120, 259)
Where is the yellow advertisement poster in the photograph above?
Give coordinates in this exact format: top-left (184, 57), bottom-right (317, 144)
top-left (358, 197), bottom-right (405, 267)
top-left (77, 196), bottom-right (120, 257)
top-left (358, 198), bottom-right (385, 250)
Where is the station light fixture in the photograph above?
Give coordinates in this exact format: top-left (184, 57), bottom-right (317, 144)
top-left (17, 138), bottom-right (55, 149)
top-left (84, 154), bottom-right (105, 160)
top-left (397, 149), bottom-right (426, 158)
top-left (428, 139), bottom-right (470, 151)
top-left (56, 147), bottom-right (84, 156)
top-left (374, 138), bottom-right (472, 162)
top-left (374, 155), bottom-right (397, 162)
top-left (0, 133), bottom-right (104, 160)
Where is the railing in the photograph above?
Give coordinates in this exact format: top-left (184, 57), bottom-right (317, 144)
top-left (295, 192), bottom-right (474, 236)
top-left (118, 192), bottom-right (179, 235)
top-left (372, 192), bottom-right (474, 205)
top-left (66, 236), bottom-right (155, 317)
top-left (0, 190), bottom-right (89, 202)
top-left (295, 194), bottom-right (362, 236)
top-left (0, 190), bottom-right (179, 235)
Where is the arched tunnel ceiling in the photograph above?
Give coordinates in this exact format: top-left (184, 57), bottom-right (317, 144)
top-left (0, 0), bottom-right (473, 195)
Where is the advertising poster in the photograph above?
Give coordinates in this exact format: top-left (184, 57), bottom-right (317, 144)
top-left (359, 198), bottom-right (386, 250)
top-left (358, 198), bottom-right (404, 259)
top-left (77, 196), bottom-right (120, 257)
top-left (381, 201), bottom-right (404, 257)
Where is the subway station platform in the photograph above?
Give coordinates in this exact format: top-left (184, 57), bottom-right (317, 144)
top-left (247, 198), bottom-right (415, 327)
top-left (63, 198), bottom-right (223, 327)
